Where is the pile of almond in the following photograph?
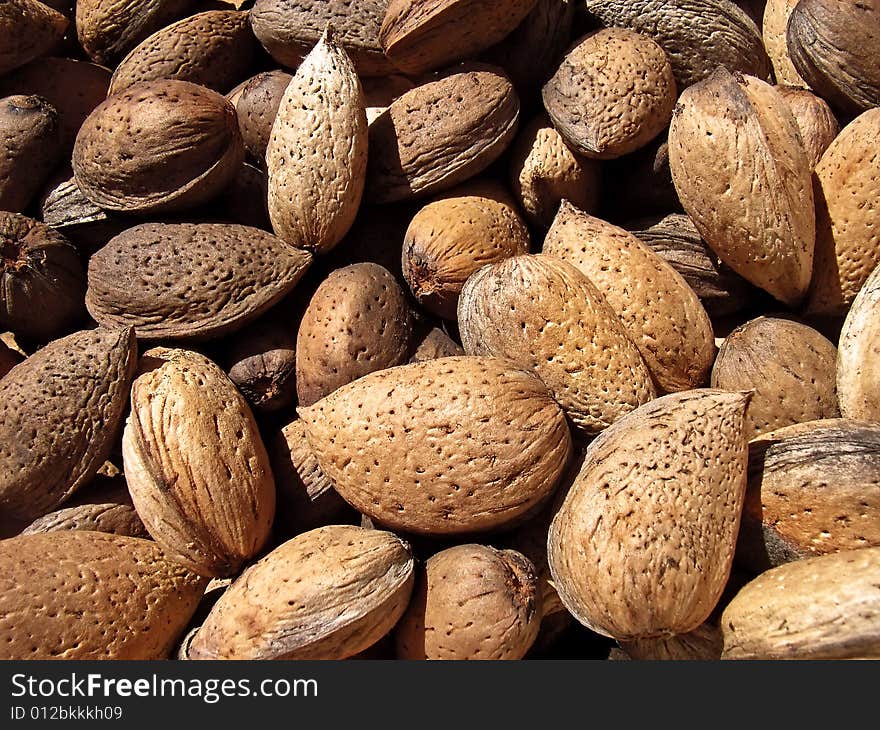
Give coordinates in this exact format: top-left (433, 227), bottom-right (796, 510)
top-left (0, 0), bottom-right (878, 661)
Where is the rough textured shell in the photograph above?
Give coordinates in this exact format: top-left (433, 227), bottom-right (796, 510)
top-left (0, 57), bottom-right (111, 153)
top-left (0, 212), bottom-right (85, 341)
top-left (711, 317), bottom-right (839, 439)
top-left (838, 265), bottom-right (880, 420)
top-left (73, 79), bottom-right (244, 214)
top-left (76, 0), bottom-right (194, 65)
top-left (296, 263), bottom-right (412, 406)
top-left (620, 623), bottom-right (723, 660)
top-left (775, 86), bottom-right (839, 170)
top-left (548, 389), bottom-right (751, 640)
top-left (366, 67), bottom-right (520, 204)
top-left (0, 0), bottom-right (68, 77)
top-left (225, 319), bottom-right (296, 413)
top-left (807, 109), bottom-right (880, 315)
top-left (668, 69), bottom-right (815, 306)
top-left (402, 181), bottom-right (530, 320)
top-left (300, 357), bottom-right (572, 535)
top-left (380, 0), bottom-right (537, 75)
top-left (250, 0), bottom-right (394, 76)
top-left (108, 11), bottom-right (256, 95)
top-left (630, 214), bottom-right (754, 317)
top-left (234, 70), bottom-right (291, 165)
top-left (721, 548), bottom-right (880, 659)
top-left (786, 0), bottom-right (880, 115)
top-left (269, 419), bottom-right (350, 537)
top-left (458, 254), bottom-right (656, 433)
top-left (189, 526), bottom-right (414, 659)
top-left (86, 222), bottom-right (312, 341)
top-left (544, 203), bottom-right (715, 393)
top-left (763, 0), bottom-right (806, 87)
top-left (409, 327), bottom-right (464, 362)
top-left (266, 29), bottom-right (367, 254)
top-left (123, 348), bottom-right (276, 577)
top-left (395, 545), bottom-right (541, 660)
top-left (583, 0), bottom-right (769, 88)
top-left (0, 94), bottom-right (61, 213)
top-left (0, 327), bottom-right (136, 521)
top-left (0, 532), bottom-right (205, 659)
top-left (508, 113), bottom-right (600, 228)
top-left (543, 28), bottom-right (677, 159)
top-left (737, 419), bottom-right (880, 573)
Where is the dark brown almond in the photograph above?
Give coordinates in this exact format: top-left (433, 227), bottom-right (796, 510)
top-left (223, 319), bottom-right (296, 413)
top-left (75, 0), bottom-right (195, 65)
top-left (366, 67), bottom-right (520, 204)
top-left (395, 545), bottom-right (541, 660)
top-left (583, 0), bottom-right (770, 89)
top-left (380, 0), bottom-right (537, 75)
top-left (86, 222), bottom-right (312, 341)
top-left (0, 212), bottom-right (86, 342)
top-left (73, 79), bottom-right (244, 215)
top-left (0, 0), bottom-right (68, 77)
top-left (0, 57), bottom-right (109, 154)
top-left (0, 531), bottom-right (206, 659)
top-left (0, 327), bottom-right (136, 521)
top-left (269, 419), bottom-right (352, 537)
top-left (299, 357), bottom-right (573, 535)
top-left (0, 94), bottom-right (62, 213)
top-left (108, 10), bottom-right (257, 95)
top-left (736, 419), bottom-right (880, 573)
top-left (296, 263), bottom-right (413, 407)
top-left (543, 28), bottom-right (677, 159)
top-left (250, 0), bottom-right (395, 76)
top-left (711, 316), bottom-right (839, 439)
top-left (234, 70), bottom-right (292, 166)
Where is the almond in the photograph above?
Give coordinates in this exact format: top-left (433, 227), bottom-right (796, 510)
top-left (0, 326), bottom-right (136, 521)
top-left (299, 357), bottom-right (572, 535)
top-left (0, 0), bottom-right (68, 77)
top-left (86, 222), bottom-right (312, 341)
top-left (774, 85), bottom-right (839, 170)
top-left (223, 319), bottom-right (297, 413)
top-left (458, 254), bottom-right (656, 433)
top-left (668, 68), bottom-right (815, 306)
top-left (548, 389), bottom-right (752, 641)
top-left (711, 316), bottom-right (839, 439)
top-left (838, 264), bottom-right (880, 421)
top-left (123, 347), bottom-right (276, 578)
top-left (189, 525), bottom-right (414, 659)
top-left (762, 0), bottom-right (806, 87)
top-left (233, 70), bottom-right (291, 166)
top-left (0, 531), bottom-right (205, 659)
top-left (266, 28), bottom-right (367, 254)
top-left (544, 202), bottom-right (715, 393)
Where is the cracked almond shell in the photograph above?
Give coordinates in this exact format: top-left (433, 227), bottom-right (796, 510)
top-left (668, 68), bottom-right (815, 306)
top-left (544, 203), bottom-right (715, 393)
top-left (266, 28), bottom-right (367, 254)
top-left (548, 389), bottom-right (752, 641)
top-left (108, 10), bottom-right (256, 95)
top-left (0, 326), bottom-right (136, 522)
top-left (0, 531), bottom-right (205, 659)
top-left (710, 316), bottom-right (839, 440)
top-left (86, 222), bottom-right (312, 341)
top-left (73, 79), bottom-right (244, 215)
top-left (299, 356), bottom-right (573, 536)
top-left (189, 525), bottom-right (414, 660)
top-left (838, 264), bottom-right (880, 421)
top-left (366, 66), bottom-right (520, 204)
top-left (380, 0), bottom-right (537, 75)
top-left (807, 108), bottom-right (880, 315)
top-left (736, 419), bottom-right (880, 573)
top-left (583, 0), bottom-right (770, 89)
top-left (458, 253), bottom-right (656, 434)
top-left (395, 544), bottom-right (541, 660)
top-left (543, 28), bottom-right (677, 160)
top-left (721, 547), bottom-right (880, 659)
top-left (123, 347), bottom-right (276, 578)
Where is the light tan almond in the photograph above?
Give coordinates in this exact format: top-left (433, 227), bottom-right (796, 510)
top-left (838, 264), bottom-right (880, 420)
